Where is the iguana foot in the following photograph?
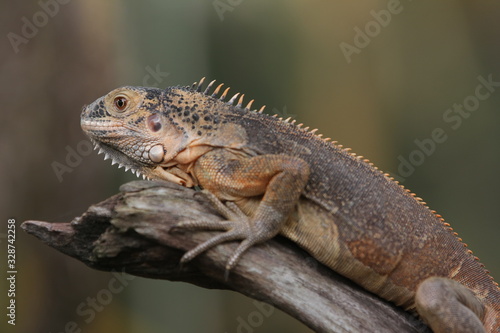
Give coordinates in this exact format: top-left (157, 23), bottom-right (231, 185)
top-left (172, 190), bottom-right (279, 273)
top-left (416, 277), bottom-right (486, 333)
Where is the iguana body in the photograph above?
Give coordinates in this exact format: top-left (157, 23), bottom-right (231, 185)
top-left (81, 79), bottom-right (500, 332)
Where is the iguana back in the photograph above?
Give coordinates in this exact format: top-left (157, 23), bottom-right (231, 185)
top-left (227, 105), bottom-right (500, 314)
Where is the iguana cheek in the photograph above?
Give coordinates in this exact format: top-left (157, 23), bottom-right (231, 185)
top-left (148, 144), bottom-right (165, 163)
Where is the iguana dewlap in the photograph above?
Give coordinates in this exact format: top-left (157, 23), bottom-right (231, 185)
top-left (81, 78), bottom-right (500, 332)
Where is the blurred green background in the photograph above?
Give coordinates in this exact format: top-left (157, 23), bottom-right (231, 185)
top-left (1, 1), bottom-right (499, 332)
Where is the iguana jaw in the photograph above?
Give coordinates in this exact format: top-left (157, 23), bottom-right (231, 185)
top-left (86, 134), bottom-right (195, 186)
top-left (86, 136), bottom-right (148, 178)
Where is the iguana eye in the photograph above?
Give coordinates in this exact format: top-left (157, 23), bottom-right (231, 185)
top-left (147, 114), bottom-right (162, 132)
top-left (114, 96), bottom-right (128, 111)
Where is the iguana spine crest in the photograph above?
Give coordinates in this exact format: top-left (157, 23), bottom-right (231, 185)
top-left (187, 78), bottom-right (494, 280)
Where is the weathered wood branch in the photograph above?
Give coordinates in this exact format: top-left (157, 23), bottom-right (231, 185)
top-left (22, 180), bottom-right (430, 333)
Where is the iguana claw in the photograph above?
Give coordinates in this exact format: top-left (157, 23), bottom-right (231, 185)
top-left (173, 190), bottom-right (260, 275)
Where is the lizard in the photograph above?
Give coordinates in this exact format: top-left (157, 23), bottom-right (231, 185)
top-left (80, 77), bottom-right (500, 333)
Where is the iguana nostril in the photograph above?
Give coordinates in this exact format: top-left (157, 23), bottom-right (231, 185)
top-left (148, 144), bottom-right (164, 163)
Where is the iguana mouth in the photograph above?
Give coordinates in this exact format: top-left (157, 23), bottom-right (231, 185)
top-left (81, 119), bottom-right (124, 133)
top-left (89, 138), bottom-right (146, 179)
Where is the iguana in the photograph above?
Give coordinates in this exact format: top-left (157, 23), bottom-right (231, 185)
top-left (80, 78), bottom-right (500, 332)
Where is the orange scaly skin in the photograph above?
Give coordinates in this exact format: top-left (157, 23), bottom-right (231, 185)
top-left (81, 78), bottom-right (499, 332)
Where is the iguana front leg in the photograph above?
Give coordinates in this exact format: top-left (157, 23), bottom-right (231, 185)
top-left (173, 149), bottom-right (310, 271)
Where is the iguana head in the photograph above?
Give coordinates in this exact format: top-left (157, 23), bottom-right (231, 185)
top-left (81, 79), bottom-right (254, 186)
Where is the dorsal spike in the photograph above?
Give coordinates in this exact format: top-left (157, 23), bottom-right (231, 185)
top-left (220, 87), bottom-right (231, 100)
top-left (204, 80), bottom-right (216, 95)
top-left (196, 77), bottom-right (206, 92)
top-left (310, 128), bottom-right (318, 134)
top-left (258, 105), bottom-right (266, 113)
top-left (227, 93), bottom-right (240, 105)
top-left (191, 81), bottom-right (198, 89)
top-left (291, 119), bottom-right (296, 124)
top-left (212, 83), bottom-right (224, 97)
top-left (303, 126), bottom-right (310, 131)
top-left (284, 117), bottom-right (292, 122)
top-left (245, 99), bottom-right (255, 110)
top-left (236, 94), bottom-right (245, 108)
top-left (272, 114), bottom-right (278, 118)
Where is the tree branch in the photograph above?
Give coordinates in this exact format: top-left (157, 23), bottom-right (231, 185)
top-left (22, 180), bottom-right (430, 333)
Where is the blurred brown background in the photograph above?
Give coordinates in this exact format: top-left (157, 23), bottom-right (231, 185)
top-left (1, 1), bottom-right (499, 332)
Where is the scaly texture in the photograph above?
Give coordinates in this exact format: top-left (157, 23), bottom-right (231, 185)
top-left (81, 78), bottom-right (500, 332)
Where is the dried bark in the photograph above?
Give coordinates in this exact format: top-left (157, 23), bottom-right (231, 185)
top-left (22, 180), bottom-right (430, 333)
